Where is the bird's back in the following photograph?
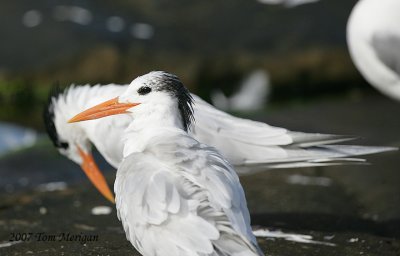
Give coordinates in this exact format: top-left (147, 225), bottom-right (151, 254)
top-left (115, 129), bottom-right (263, 256)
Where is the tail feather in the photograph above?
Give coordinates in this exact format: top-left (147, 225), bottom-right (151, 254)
top-left (289, 132), bottom-right (356, 147)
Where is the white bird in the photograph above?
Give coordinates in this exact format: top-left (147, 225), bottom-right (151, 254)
top-left (211, 70), bottom-right (270, 112)
top-left (347, 0), bottom-right (400, 101)
top-left (44, 79), bottom-right (395, 202)
top-left (69, 71), bottom-right (264, 256)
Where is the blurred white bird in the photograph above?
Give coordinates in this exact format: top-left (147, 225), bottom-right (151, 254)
top-left (347, 0), bottom-right (400, 101)
top-left (211, 70), bottom-right (270, 112)
top-left (69, 71), bottom-right (264, 256)
top-left (44, 78), bottom-right (395, 202)
top-left (257, 0), bottom-right (320, 8)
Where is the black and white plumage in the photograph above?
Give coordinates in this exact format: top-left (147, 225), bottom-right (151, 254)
top-left (44, 83), bottom-right (128, 167)
top-left (43, 83), bottom-right (125, 202)
top-left (69, 71), bottom-right (264, 256)
top-left (347, 0), bottom-right (400, 101)
top-left (43, 85), bottom-right (69, 150)
top-left (131, 72), bottom-right (195, 131)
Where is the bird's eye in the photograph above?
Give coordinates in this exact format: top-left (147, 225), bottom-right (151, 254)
top-left (138, 86), bottom-right (152, 95)
top-left (59, 141), bottom-right (69, 150)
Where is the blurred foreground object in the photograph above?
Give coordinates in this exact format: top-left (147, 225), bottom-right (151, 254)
top-left (347, 0), bottom-right (400, 101)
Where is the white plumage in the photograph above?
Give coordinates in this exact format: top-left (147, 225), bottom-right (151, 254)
top-left (116, 131), bottom-right (262, 255)
top-left (347, 0), bottom-right (400, 101)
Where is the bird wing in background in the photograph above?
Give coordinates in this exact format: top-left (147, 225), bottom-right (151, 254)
top-left (115, 133), bottom-right (262, 256)
top-left (84, 113), bottom-right (130, 168)
top-left (68, 84), bottom-right (129, 168)
top-left (191, 95), bottom-right (395, 174)
top-left (210, 70), bottom-right (270, 112)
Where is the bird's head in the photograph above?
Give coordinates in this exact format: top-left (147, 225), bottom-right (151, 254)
top-left (44, 86), bottom-right (114, 203)
top-left (43, 86), bottom-right (89, 163)
top-left (69, 71), bottom-right (194, 131)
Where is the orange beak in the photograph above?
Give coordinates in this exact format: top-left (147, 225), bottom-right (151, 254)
top-left (68, 97), bottom-right (140, 203)
top-left (77, 145), bottom-right (115, 203)
top-left (68, 97), bottom-right (140, 123)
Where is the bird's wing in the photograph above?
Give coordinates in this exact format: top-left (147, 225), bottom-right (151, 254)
top-left (191, 95), bottom-right (395, 174)
top-left (191, 94), bottom-right (294, 147)
top-left (115, 131), bottom-right (262, 256)
top-left (84, 113), bottom-right (131, 168)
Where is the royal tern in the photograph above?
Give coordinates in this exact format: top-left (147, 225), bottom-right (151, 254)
top-left (44, 79), bottom-right (395, 202)
top-left (43, 85), bottom-right (122, 203)
top-left (69, 71), bottom-right (264, 256)
top-left (347, 0), bottom-right (400, 101)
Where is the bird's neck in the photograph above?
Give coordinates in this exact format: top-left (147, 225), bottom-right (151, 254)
top-left (122, 104), bottom-right (185, 157)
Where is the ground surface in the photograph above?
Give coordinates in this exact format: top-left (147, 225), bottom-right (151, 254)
top-left (0, 94), bottom-right (399, 256)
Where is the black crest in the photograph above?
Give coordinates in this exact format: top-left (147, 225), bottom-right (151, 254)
top-left (43, 83), bottom-right (69, 150)
top-left (152, 72), bottom-right (195, 131)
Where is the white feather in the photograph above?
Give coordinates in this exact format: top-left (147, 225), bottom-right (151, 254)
top-left (116, 129), bottom-right (262, 256)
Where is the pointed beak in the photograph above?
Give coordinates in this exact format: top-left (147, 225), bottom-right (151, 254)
top-left (68, 97), bottom-right (140, 123)
top-left (77, 145), bottom-right (115, 203)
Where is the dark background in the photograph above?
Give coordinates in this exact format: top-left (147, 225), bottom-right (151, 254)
top-left (0, 0), bottom-right (367, 129)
